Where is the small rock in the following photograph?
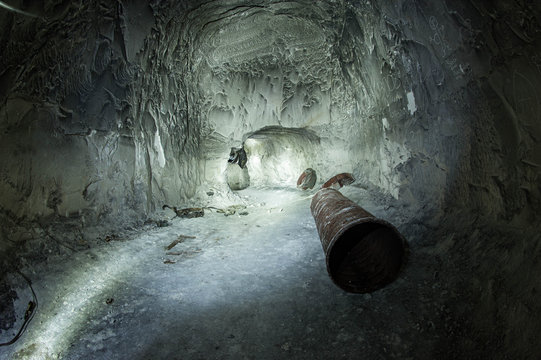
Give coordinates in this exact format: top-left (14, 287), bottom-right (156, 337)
top-left (226, 163), bottom-right (250, 190)
top-left (156, 219), bottom-right (170, 227)
top-left (281, 342), bottom-right (291, 351)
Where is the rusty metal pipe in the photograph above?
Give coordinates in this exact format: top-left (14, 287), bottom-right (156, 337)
top-left (311, 188), bottom-right (407, 293)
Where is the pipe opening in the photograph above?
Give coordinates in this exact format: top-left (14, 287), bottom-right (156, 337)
top-left (328, 222), bottom-right (406, 293)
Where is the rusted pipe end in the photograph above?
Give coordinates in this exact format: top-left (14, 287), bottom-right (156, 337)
top-left (297, 168), bottom-right (317, 190)
top-left (311, 188), bottom-right (407, 293)
top-left (321, 173), bottom-right (355, 189)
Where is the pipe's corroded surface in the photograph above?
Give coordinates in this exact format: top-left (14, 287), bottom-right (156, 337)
top-left (311, 188), bottom-right (407, 293)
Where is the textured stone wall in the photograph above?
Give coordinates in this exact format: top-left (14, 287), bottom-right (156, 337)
top-left (183, 0), bottom-right (541, 228)
top-left (338, 2), bottom-right (541, 356)
top-left (189, 2), bottom-right (352, 187)
top-left (0, 0), bottom-right (539, 244)
top-left (336, 0), bottom-right (541, 227)
top-left (0, 1), bottom-right (205, 258)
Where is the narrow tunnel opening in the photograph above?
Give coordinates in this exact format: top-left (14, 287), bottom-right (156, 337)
top-left (195, 7), bottom-right (351, 197)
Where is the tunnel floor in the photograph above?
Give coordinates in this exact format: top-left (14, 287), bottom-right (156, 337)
top-left (1, 187), bottom-right (461, 360)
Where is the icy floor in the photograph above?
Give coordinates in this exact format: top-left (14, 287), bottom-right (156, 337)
top-left (1, 187), bottom-right (438, 360)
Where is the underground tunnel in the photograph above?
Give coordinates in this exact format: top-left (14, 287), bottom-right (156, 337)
top-left (1, 0), bottom-right (541, 359)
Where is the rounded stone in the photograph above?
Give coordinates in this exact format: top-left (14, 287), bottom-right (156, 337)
top-left (226, 163), bottom-right (250, 190)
